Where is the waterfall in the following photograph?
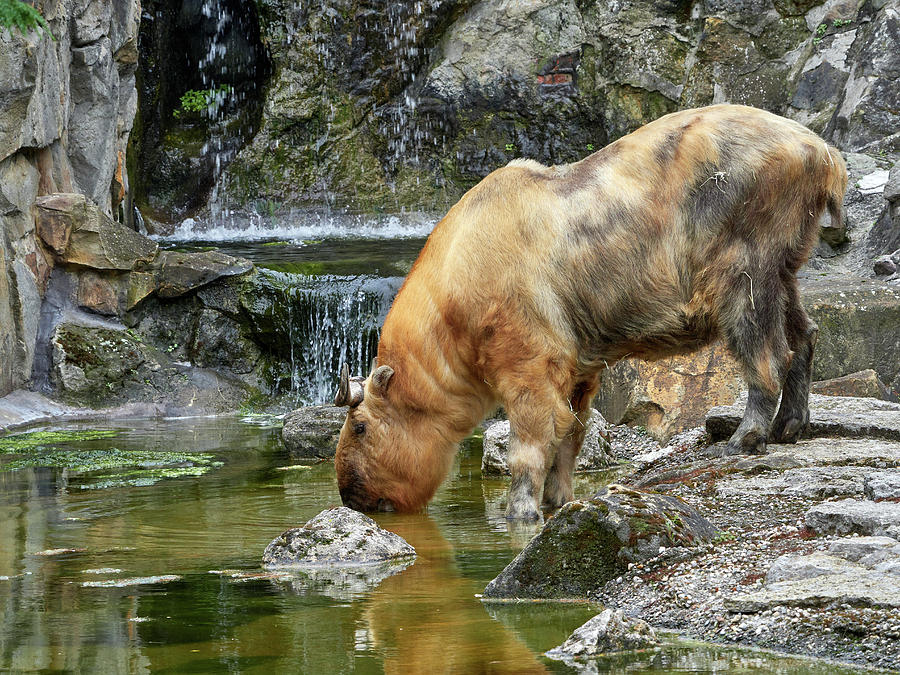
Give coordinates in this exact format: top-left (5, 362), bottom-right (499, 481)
top-left (244, 270), bottom-right (404, 406)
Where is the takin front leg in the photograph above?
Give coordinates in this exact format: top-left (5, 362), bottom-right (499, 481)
top-left (542, 380), bottom-right (598, 510)
top-left (770, 284), bottom-right (818, 443)
top-left (722, 268), bottom-right (793, 456)
top-left (504, 388), bottom-right (573, 521)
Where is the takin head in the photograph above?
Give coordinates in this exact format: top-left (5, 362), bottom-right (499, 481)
top-left (333, 363), bottom-right (449, 514)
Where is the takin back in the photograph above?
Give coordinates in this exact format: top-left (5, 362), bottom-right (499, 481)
top-left (333, 104), bottom-right (848, 521)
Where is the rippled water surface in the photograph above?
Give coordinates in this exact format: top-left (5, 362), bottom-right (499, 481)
top-left (0, 418), bottom-right (878, 673)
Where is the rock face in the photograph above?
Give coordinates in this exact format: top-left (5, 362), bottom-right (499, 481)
top-left (262, 507), bottom-right (416, 567)
top-left (212, 0), bottom-right (899, 213)
top-left (482, 484), bottom-right (719, 599)
top-left (281, 405), bottom-right (347, 458)
top-left (805, 499), bottom-right (900, 537)
top-left (707, 394), bottom-right (900, 442)
top-left (545, 608), bottom-right (659, 660)
top-left (0, 0), bottom-right (140, 398)
top-left (481, 411), bottom-right (613, 476)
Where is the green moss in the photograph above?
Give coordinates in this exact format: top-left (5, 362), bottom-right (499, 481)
top-left (0, 429), bottom-right (119, 453)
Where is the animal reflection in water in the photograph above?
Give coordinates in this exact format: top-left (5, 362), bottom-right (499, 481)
top-left (362, 516), bottom-right (548, 675)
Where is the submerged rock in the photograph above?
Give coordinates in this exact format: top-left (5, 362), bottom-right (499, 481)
top-left (262, 507), bottom-right (415, 568)
top-left (482, 484), bottom-right (718, 600)
top-left (805, 499), bottom-right (900, 537)
top-left (706, 394), bottom-right (900, 442)
top-left (481, 410), bottom-right (613, 476)
top-left (281, 405), bottom-right (347, 459)
top-left (545, 608), bottom-right (659, 661)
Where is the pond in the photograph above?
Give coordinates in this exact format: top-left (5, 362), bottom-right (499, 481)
top-left (0, 417), bottom-right (876, 673)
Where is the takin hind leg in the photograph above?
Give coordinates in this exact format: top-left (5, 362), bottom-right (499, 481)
top-left (542, 379), bottom-right (598, 510)
top-left (770, 284), bottom-right (818, 443)
top-left (721, 268), bottom-right (793, 456)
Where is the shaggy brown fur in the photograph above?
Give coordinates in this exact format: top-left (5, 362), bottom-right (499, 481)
top-left (334, 104), bottom-right (848, 520)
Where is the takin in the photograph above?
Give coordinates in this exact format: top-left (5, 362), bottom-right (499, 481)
top-left (333, 104), bottom-right (848, 521)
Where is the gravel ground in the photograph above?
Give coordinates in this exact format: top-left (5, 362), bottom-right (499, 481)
top-left (596, 427), bottom-right (900, 671)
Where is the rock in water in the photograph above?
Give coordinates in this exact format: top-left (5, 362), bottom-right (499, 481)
top-left (546, 608), bottom-right (659, 660)
top-left (281, 405), bottom-right (347, 459)
top-left (482, 484), bottom-right (719, 599)
top-left (262, 507), bottom-right (415, 567)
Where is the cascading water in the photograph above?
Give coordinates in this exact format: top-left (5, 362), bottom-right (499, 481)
top-left (241, 267), bottom-right (405, 406)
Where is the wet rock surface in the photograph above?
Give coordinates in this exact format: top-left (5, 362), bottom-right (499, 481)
top-left (281, 405), bottom-right (347, 459)
top-left (481, 410), bottom-right (614, 476)
top-left (262, 507), bottom-right (416, 568)
top-left (482, 484), bottom-right (718, 599)
top-left (545, 608), bottom-right (659, 661)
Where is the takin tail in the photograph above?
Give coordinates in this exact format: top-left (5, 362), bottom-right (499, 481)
top-left (823, 143), bottom-right (848, 238)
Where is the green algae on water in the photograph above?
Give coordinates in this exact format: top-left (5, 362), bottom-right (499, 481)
top-left (0, 447), bottom-right (223, 488)
top-left (0, 429), bottom-right (119, 453)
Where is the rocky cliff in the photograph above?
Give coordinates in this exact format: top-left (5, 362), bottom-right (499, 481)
top-left (0, 0), bottom-right (140, 397)
top-left (212, 0), bottom-right (899, 215)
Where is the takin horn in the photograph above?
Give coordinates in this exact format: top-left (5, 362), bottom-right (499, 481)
top-left (334, 363), bottom-right (365, 407)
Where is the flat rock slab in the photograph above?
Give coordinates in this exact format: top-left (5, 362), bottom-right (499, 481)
top-left (726, 570), bottom-right (900, 612)
top-left (545, 608), bottom-right (659, 660)
top-left (281, 405), bottom-right (346, 458)
top-left (482, 484), bottom-right (719, 600)
top-left (806, 499), bottom-right (900, 537)
top-left (716, 467), bottom-right (898, 500)
top-left (262, 507), bottom-right (415, 568)
top-left (482, 410), bottom-right (613, 476)
top-left (155, 250), bottom-right (253, 299)
top-left (865, 472), bottom-right (900, 500)
top-left (706, 395), bottom-right (900, 442)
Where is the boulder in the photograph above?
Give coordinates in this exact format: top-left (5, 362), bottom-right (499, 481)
top-left (597, 344), bottom-right (745, 443)
top-left (545, 608), bottom-right (659, 660)
top-left (706, 394), bottom-right (900, 442)
top-left (715, 466), bottom-right (878, 500)
top-left (281, 405), bottom-right (347, 459)
top-left (805, 499), bottom-right (900, 537)
top-left (810, 369), bottom-right (895, 401)
top-left (35, 193), bottom-right (157, 270)
top-left (481, 410), bottom-right (613, 476)
top-left (262, 507), bottom-right (415, 567)
top-left (482, 484), bottom-right (719, 599)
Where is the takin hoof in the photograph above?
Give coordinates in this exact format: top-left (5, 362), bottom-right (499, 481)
top-left (541, 485), bottom-right (573, 510)
top-left (770, 411), bottom-right (809, 444)
top-left (722, 428), bottom-right (768, 456)
top-left (505, 499), bottom-right (543, 522)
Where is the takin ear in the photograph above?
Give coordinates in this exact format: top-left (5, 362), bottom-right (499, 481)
top-left (371, 365), bottom-right (394, 397)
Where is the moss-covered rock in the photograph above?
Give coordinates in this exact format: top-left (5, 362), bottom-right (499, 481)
top-left (482, 484), bottom-right (719, 599)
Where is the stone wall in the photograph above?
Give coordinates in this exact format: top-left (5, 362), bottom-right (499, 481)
top-left (0, 0), bottom-right (140, 397)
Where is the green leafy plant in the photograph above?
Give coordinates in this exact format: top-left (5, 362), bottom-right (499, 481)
top-left (832, 18), bottom-right (852, 28)
top-left (587, 143), bottom-right (595, 151)
top-left (504, 143), bottom-right (515, 153)
top-left (0, 0), bottom-right (52, 39)
top-left (172, 85), bottom-right (233, 119)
